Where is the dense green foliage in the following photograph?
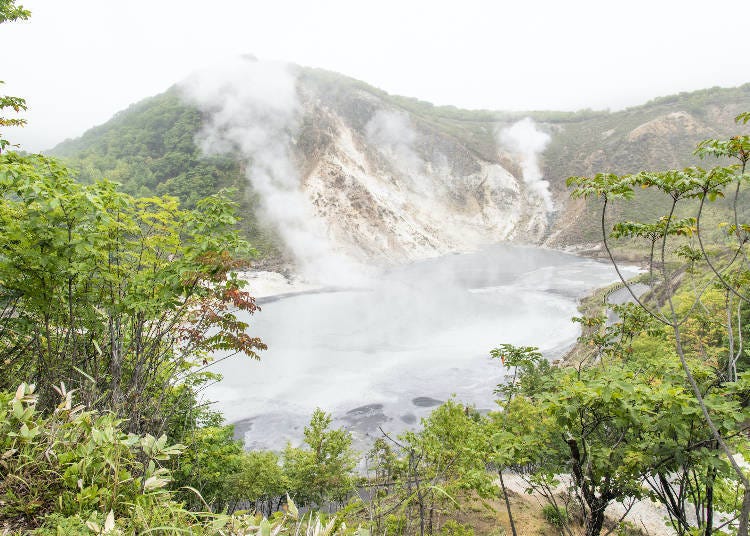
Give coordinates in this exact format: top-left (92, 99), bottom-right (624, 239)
top-left (490, 334), bottom-right (749, 536)
top-left (0, 152), bottom-right (266, 428)
top-left (0, 383), bottom-right (364, 534)
top-left (172, 407), bottom-right (361, 514)
top-left (171, 422), bottom-right (245, 510)
top-left (225, 450), bottom-right (287, 515)
top-left (0, 383), bottom-right (240, 533)
top-left (0, 0), bottom-right (29, 23)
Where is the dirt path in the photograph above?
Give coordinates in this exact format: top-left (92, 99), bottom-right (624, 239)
top-left (499, 473), bottom-right (674, 535)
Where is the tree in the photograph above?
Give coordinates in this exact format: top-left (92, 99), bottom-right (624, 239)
top-left (488, 336), bottom-right (749, 536)
top-left (225, 450), bottom-right (288, 515)
top-left (402, 401), bottom-right (493, 536)
top-left (169, 422), bottom-right (244, 510)
top-left (563, 111), bottom-right (750, 534)
top-left (0, 153), bottom-right (266, 432)
top-left (487, 344), bottom-right (551, 536)
top-left (283, 409), bottom-right (357, 508)
top-left (366, 401), bottom-right (493, 536)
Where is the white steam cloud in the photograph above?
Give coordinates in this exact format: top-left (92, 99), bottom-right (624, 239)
top-left (498, 118), bottom-right (553, 211)
top-left (365, 110), bottom-right (424, 177)
top-left (179, 58), bottom-right (358, 284)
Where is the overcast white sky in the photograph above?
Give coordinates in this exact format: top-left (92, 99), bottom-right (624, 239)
top-left (2, 0), bottom-right (749, 151)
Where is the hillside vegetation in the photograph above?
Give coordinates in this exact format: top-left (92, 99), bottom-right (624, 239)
top-left (51, 66), bottom-right (750, 261)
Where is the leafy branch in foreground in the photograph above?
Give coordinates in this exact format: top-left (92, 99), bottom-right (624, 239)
top-left (0, 383), bottom-right (363, 535)
top-left (0, 0), bottom-right (31, 152)
top-left (0, 152), bottom-right (266, 434)
top-left (0, 0), bottom-right (30, 24)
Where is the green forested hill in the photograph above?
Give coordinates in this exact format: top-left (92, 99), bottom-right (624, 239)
top-left (51, 90), bottom-right (280, 257)
top-left (55, 90), bottom-right (213, 200)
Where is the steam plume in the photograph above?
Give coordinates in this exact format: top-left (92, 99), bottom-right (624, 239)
top-left (179, 58), bottom-right (357, 284)
top-left (498, 118), bottom-right (552, 211)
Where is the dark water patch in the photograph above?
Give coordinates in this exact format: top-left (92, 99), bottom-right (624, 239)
top-left (231, 417), bottom-right (255, 441)
top-left (412, 396), bottom-right (443, 408)
top-left (400, 413), bottom-right (417, 424)
top-left (342, 403), bottom-right (390, 435)
top-left (346, 403), bottom-right (384, 416)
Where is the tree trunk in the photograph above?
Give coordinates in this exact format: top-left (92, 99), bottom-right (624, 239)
top-left (416, 480), bottom-right (425, 536)
top-left (109, 315), bottom-right (123, 409)
top-left (738, 488), bottom-right (750, 536)
top-left (584, 503), bottom-right (606, 536)
top-left (411, 453), bottom-right (425, 536)
top-left (498, 470), bottom-right (518, 536)
top-left (704, 464), bottom-right (715, 536)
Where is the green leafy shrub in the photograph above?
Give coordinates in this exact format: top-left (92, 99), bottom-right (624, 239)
top-left (438, 520), bottom-right (475, 536)
top-left (283, 408), bottom-right (358, 507)
top-left (384, 514), bottom-right (407, 535)
top-left (542, 505), bottom-right (569, 528)
top-left (226, 450), bottom-right (288, 515)
top-left (0, 152), bottom-right (265, 427)
top-left (0, 384), bottom-right (364, 534)
top-left (0, 383), bottom-right (184, 528)
top-left (170, 423), bottom-right (244, 510)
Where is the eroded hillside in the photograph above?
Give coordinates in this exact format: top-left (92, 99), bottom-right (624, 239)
top-left (51, 62), bottom-right (750, 270)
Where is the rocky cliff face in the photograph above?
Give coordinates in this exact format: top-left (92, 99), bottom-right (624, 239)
top-left (175, 61), bottom-right (554, 270)
top-left (294, 89), bottom-right (548, 264)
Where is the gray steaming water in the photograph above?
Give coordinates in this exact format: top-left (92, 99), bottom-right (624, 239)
top-left (206, 245), bottom-right (639, 450)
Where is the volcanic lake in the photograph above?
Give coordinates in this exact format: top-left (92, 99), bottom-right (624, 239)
top-left (206, 245), bottom-right (639, 450)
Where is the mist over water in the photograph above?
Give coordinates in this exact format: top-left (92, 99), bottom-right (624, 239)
top-left (207, 245), bottom-right (638, 450)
